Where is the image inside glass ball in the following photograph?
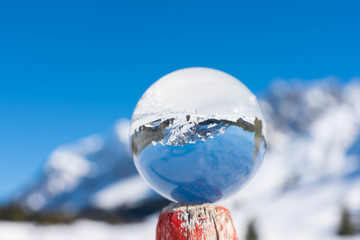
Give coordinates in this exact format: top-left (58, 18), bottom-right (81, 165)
top-left (130, 67), bottom-right (266, 204)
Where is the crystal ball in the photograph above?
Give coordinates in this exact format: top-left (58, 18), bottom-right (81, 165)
top-left (130, 67), bottom-right (266, 204)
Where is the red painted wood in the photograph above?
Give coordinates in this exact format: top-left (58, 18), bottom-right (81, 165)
top-left (156, 203), bottom-right (238, 240)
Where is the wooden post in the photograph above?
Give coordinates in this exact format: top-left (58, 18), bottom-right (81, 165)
top-left (156, 203), bottom-right (238, 240)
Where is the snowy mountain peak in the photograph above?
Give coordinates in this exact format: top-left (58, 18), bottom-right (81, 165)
top-left (9, 79), bottom-right (360, 240)
top-left (14, 119), bottom-right (136, 213)
top-left (44, 135), bottom-right (103, 196)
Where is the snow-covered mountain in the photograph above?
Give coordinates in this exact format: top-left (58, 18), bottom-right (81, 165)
top-left (5, 77), bottom-right (360, 239)
top-left (11, 119), bottom-right (152, 214)
top-left (220, 78), bottom-right (360, 239)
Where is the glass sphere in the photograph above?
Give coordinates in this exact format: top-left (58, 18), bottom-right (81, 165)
top-left (130, 67), bottom-right (266, 204)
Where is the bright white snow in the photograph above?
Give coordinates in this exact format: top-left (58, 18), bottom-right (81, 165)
top-left (92, 175), bottom-right (154, 209)
top-left (131, 67), bottom-right (266, 133)
top-left (3, 78), bottom-right (360, 240)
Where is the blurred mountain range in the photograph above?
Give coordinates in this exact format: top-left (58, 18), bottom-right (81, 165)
top-left (4, 119), bottom-right (168, 222)
top-left (1, 78), bottom-right (360, 237)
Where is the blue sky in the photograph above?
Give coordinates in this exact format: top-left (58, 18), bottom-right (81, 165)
top-left (0, 0), bottom-right (359, 202)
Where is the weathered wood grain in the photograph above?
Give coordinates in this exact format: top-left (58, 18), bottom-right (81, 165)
top-left (156, 203), bottom-right (238, 240)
